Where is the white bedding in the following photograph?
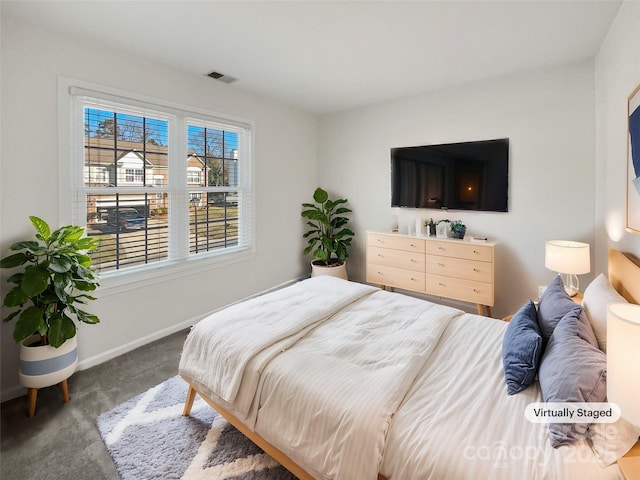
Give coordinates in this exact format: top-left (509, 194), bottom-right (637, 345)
top-left (380, 313), bottom-right (621, 480)
top-left (254, 289), bottom-right (462, 480)
top-left (179, 277), bottom-right (622, 480)
top-left (179, 277), bottom-right (376, 406)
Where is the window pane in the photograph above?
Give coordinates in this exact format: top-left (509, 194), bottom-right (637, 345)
top-left (187, 166), bottom-right (204, 186)
top-left (73, 85), bottom-right (252, 278)
top-left (86, 194), bottom-right (169, 272)
top-left (189, 192), bottom-right (239, 255)
top-left (84, 108), bottom-right (169, 188)
top-left (187, 125), bottom-right (239, 187)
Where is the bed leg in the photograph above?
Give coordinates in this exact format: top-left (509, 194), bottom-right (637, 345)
top-left (183, 385), bottom-right (197, 416)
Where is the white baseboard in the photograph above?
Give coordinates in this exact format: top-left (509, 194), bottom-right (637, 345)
top-left (1, 276), bottom-right (306, 403)
top-left (77, 276), bottom-right (305, 371)
top-left (0, 317), bottom-right (199, 404)
top-left (76, 318), bottom-right (195, 372)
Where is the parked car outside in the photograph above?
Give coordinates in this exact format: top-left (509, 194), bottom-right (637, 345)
top-left (106, 208), bottom-right (145, 231)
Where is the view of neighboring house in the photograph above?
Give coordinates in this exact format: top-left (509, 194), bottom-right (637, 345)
top-left (81, 113), bottom-right (241, 273)
top-left (84, 137), bottom-right (238, 220)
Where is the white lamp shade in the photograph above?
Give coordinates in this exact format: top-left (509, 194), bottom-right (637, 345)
top-left (607, 303), bottom-right (640, 426)
top-left (544, 240), bottom-right (590, 274)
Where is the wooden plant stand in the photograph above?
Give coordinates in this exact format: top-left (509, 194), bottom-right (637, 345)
top-left (27, 379), bottom-right (70, 418)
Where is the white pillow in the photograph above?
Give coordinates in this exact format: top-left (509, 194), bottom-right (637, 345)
top-left (582, 274), bottom-right (627, 352)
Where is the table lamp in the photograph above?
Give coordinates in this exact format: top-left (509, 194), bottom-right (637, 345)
top-left (607, 303), bottom-right (640, 427)
top-left (544, 240), bottom-right (590, 296)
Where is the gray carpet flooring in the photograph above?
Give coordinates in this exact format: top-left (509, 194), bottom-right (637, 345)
top-left (0, 328), bottom-right (189, 480)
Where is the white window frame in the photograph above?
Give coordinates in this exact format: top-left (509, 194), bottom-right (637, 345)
top-left (58, 77), bottom-right (255, 294)
top-left (123, 168), bottom-right (144, 184)
top-left (187, 167), bottom-right (202, 185)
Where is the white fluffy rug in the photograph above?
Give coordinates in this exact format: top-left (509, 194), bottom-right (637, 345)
top-left (97, 376), bottom-right (296, 480)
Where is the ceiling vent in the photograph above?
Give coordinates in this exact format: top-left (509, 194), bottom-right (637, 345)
top-left (207, 71), bottom-right (238, 84)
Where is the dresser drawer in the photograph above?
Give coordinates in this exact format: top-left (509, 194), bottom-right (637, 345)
top-left (368, 246), bottom-right (425, 272)
top-left (367, 233), bottom-right (426, 254)
top-left (366, 264), bottom-right (426, 291)
top-left (426, 241), bottom-right (492, 262)
top-left (426, 274), bottom-right (494, 306)
top-left (426, 255), bottom-right (492, 283)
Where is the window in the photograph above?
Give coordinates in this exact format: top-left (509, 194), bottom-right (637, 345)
top-left (68, 83), bottom-right (253, 278)
top-left (187, 123), bottom-right (240, 255)
top-left (153, 176), bottom-right (164, 201)
top-left (189, 192), bottom-right (202, 205)
top-left (187, 167), bottom-right (202, 185)
top-left (124, 168), bottom-right (144, 184)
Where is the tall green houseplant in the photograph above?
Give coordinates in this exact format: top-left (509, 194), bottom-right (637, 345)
top-left (301, 187), bottom-right (355, 267)
top-left (1, 216), bottom-right (100, 348)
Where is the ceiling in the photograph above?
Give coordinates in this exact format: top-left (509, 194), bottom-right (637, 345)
top-left (3, 0), bottom-right (622, 114)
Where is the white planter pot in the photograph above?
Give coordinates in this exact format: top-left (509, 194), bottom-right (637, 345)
top-left (18, 334), bottom-right (78, 389)
top-left (311, 260), bottom-right (348, 280)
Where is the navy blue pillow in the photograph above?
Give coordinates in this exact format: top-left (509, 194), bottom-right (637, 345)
top-left (538, 308), bottom-right (606, 447)
top-left (538, 275), bottom-right (582, 344)
top-left (502, 300), bottom-right (543, 395)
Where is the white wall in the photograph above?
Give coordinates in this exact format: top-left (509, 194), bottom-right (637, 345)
top-left (595, 0), bottom-right (640, 273)
top-left (318, 62), bottom-right (597, 319)
top-left (0, 16), bottom-right (317, 399)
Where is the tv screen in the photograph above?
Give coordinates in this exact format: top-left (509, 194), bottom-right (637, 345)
top-left (391, 138), bottom-right (509, 212)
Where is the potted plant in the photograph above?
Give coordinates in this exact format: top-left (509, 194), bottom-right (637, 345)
top-left (1, 216), bottom-right (100, 415)
top-left (301, 187), bottom-right (355, 279)
top-left (450, 220), bottom-right (466, 239)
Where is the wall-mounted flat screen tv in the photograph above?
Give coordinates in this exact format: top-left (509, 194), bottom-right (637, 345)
top-left (391, 138), bottom-right (509, 212)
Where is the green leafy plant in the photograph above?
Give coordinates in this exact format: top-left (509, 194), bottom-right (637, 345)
top-left (1, 216), bottom-right (100, 348)
top-left (450, 220), bottom-right (466, 238)
top-left (301, 187), bottom-right (355, 267)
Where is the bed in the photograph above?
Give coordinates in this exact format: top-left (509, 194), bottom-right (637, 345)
top-left (179, 248), bottom-right (640, 480)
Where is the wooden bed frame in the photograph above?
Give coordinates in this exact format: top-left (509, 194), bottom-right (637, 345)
top-left (608, 248), bottom-right (640, 303)
top-left (181, 248), bottom-right (640, 480)
top-left (181, 382), bottom-right (321, 480)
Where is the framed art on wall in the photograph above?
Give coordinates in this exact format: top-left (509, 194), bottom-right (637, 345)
top-left (628, 84), bottom-right (640, 234)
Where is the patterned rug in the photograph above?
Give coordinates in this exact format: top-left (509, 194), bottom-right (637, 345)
top-left (97, 376), bottom-right (296, 480)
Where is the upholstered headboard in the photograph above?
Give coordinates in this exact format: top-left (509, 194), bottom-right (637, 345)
top-left (608, 248), bottom-right (640, 304)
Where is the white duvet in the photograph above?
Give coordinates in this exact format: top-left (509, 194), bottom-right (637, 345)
top-left (179, 277), bottom-right (377, 406)
top-left (179, 277), bottom-right (622, 480)
top-left (380, 313), bottom-right (621, 480)
top-left (253, 289), bottom-right (462, 480)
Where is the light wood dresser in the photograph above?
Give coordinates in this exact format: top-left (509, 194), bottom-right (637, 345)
top-left (366, 231), bottom-right (496, 317)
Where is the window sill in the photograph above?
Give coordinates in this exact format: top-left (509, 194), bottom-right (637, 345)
top-left (95, 247), bottom-right (256, 297)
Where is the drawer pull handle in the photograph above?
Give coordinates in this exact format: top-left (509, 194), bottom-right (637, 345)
top-left (439, 282), bottom-right (445, 286)
top-left (411, 277), bottom-right (416, 281)
top-left (473, 288), bottom-right (479, 293)
top-left (410, 243), bottom-right (416, 247)
top-left (438, 262), bottom-right (445, 267)
top-left (473, 268), bottom-right (478, 272)
top-left (378, 254), bottom-right (383, 257)
top-left (438, 246), bottom-right (444, 250)
top-left (378, 271), bottom-right (383, 275)
top-left (410, 259), bottom-right (416, 262)
top-left (473, 250), bottom-right (479, 254)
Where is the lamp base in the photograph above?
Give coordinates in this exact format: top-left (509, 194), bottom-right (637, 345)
top-left (564, 286), bottom-right (579, 297)
top-left (560, 273), bottom-right (580, 297)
